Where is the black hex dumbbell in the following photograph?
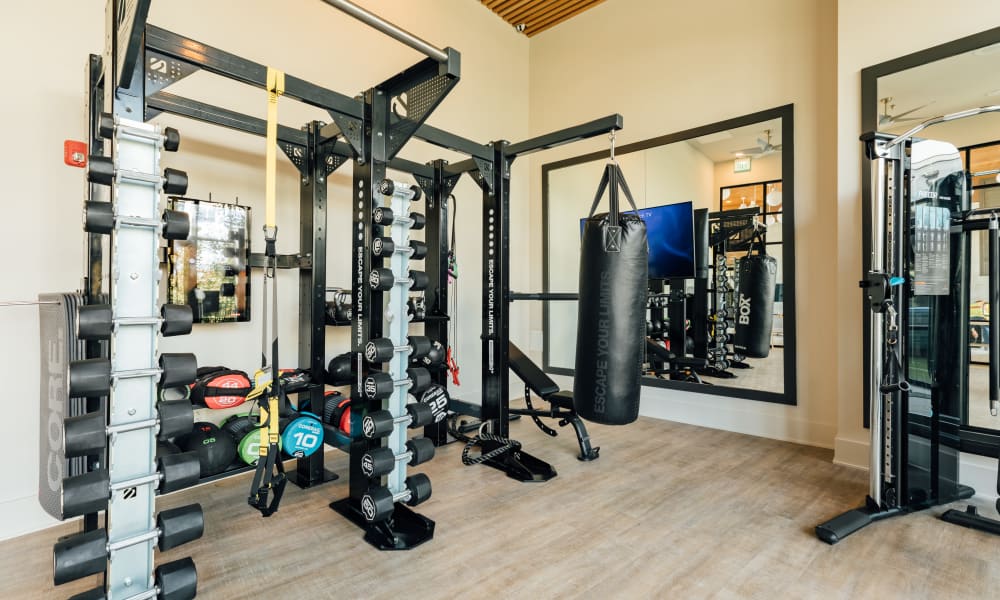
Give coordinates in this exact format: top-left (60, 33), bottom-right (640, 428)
top-left (364, 336), bottom-right (432, 364)
top-left (360, 437), bottom-right (436, 478)
top-left (371, 207), bottom-right (426, 230)
top-left (63, 398), bottom-right (193, 458)
top-left (361, 402), bottom-right (436, 439)
top-left (368, 268), bottom-right (428, 292)
top-left (76, 303), bottom-right (193, 340)
top-left (58, 449), bottom-right (201, 519)
top-left (53, 504), bottom-right (202, 585)
top-left (371, 237), bottom-right (428, 260)
top-left (363, 367), bottom-right (432, 400)
top-left (360, 473), bottom-right (432, 522)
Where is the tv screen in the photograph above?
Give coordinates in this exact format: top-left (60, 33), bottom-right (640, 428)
top-left (581, 201), bottom-right (695, 279)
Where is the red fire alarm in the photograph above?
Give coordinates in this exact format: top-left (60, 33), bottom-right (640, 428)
top-left (64, 140), bottom-right (88, 168)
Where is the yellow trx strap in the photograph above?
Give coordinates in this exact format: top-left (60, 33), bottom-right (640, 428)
top-left (265, 67), bottom-right (284, 230)
top-left (249, 67), bottom-right (287, 517)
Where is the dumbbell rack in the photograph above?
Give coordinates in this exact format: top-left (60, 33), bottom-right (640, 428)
top-left (49, 115), bottom-right (203, 599)
top-left (382, 181), bottom-right (420, 500)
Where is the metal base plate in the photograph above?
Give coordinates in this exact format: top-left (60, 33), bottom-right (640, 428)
top-left (481, 445), bottom-right (557, 482)
top-left (287, 468), bottom-right (338, 489)
top-left (330, 498), bottom-right (434, 550)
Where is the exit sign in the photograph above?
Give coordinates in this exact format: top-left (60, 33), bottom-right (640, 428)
top-left (734, 157), bottom-right (752, 173)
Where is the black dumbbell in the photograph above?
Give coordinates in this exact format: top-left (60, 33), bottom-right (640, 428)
top-left (58, 450), bottom-right (201, 519)
top-left (87, 156), bottom-right (188, 196)
top-left (67, 352), bottom-right (196, 398)
top-left (363, 367), bottom-right (432, 400)
top-left (96, 112), bottom-right (180, 152)
top-left (371, 206), bottom-right (425, 230)
top-left (371, 237), bottom-right (428, 260)
top-left (53, 504), bottom-right (202, 585)
top-left (362, 402), bottom-right (436, 439)
top-left (360, 473), bottom-right (432, 522)
top-left (377, 179), bottom-right (422, 201)
top-left (63, 399), bottom-right (193, 458)
top-left (85, 203), bottom-right (190, 240)
top-left (360, 437), bottom-right (435, 478)
top-left (368, 268), bottom-right (428, 292)
top-left (365, 336), bottom-right (432, 364)
top-left (76, 303), bottom-right (193, 340)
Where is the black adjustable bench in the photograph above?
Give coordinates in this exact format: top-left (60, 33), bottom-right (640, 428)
top-left (508, 342), bottom-right (599, 461)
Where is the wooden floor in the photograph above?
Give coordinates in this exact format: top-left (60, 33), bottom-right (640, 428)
top-left (5, 414), bottom-right (1000, 599)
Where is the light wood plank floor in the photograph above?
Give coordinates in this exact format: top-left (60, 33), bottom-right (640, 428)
top-left (4, 414), bottom-right (1000, 599)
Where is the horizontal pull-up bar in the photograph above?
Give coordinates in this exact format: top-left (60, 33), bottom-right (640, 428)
top-left (509, 292), bottom-right (578, 301)
top-left (884, 105), bottom-right (1000, 151)
top-left (321, 0), bottom-right (449, 63)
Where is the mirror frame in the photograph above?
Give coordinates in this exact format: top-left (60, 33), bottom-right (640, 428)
top-left (860, 26), bottom-right (1000, 455)
top-left (541, 104), bottom-right (797, 405)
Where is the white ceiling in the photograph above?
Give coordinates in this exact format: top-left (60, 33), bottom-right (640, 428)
top-left (877, 41), bottom-right (1000, 141)
top-left (689, 117), bottom-right (782, 163)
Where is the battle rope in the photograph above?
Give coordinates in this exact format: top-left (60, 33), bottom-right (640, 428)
top-left (248, 66), bottom-right (287, 517)
top-left (449, 421), bottom-right (522, 466)
top-left (446, 194), bottom-right (461, 386)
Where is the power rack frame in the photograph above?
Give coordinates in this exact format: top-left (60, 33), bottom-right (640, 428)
top-left (82, 0), bottom-right (623, 553)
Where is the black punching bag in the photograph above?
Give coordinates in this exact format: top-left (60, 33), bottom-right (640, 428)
top-left (574, 162), bottom-right (647, 425)
top-left (733, 254), bottom-right (777, 358)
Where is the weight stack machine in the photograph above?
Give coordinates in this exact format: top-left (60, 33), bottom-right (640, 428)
top-left (815, 128), bottom-right (973, 544)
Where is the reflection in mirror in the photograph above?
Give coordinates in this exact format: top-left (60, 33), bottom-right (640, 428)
top-left (543, 107), bottom-right (795, 404)
top-left (875, 40), bottom-right (1000, 432)
top-left (167, 197), bottom-right (251, 323)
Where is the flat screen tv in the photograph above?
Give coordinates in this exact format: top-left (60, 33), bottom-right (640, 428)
top-left (580, 200), bottom-right (695, 279)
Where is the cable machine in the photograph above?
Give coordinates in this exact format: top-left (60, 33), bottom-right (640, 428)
top-left (817, 105), bottom-right (1000, 544)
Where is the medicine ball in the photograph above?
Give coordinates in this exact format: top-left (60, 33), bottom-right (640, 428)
top-left (176, 422), bottom-right (236, 477)
top-left (323, 391), bottom-right (351, 435)
top-left (237, 428), bottom-right (282, 466)
top-left (221, 414), bottom-right (257, 444)
top-left (325, 352), bottom-right (352, 386)
top-left (280, 413), bottom-right (324, 458)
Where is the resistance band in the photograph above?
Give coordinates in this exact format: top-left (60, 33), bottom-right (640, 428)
top-left (248, 67), bottom-right (287, 517)
top-left (446, 194), bottom-right (461, 386)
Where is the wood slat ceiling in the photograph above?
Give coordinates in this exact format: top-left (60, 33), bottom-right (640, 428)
top-left (481, 0), bottom-right (608, 37)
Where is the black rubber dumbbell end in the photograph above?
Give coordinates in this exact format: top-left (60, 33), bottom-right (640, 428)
top-left (163, 168), bottom-right (189, 195)
top-left (406, 437), bottom-right (435, 466)
top-left (404, 473), bottom-right (432, 506)
top-left (155, 557), bottom-right (198, 600)
top-left (162, 209), bottom-right (190, 241)
top-left (157, 503), bottom-right (204, 551)
top-left (97, 113), bottom-right (115, 140)
top-left (87, 156), bottom-right (115, 186)
top-left (83, 201), bottom-right (114, 234)
top-left (161, 304), bottom-right (193, 337)
top-left (163, 127), bottom-right (181, 152)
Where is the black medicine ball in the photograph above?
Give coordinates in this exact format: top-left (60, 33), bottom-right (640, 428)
top-left (177, 421), bottom-right (236, 477)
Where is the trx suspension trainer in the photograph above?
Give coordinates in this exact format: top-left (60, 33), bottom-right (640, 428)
top-left (248, 67), bottom-right (288, 517)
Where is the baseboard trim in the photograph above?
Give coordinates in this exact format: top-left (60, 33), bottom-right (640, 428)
top-left (0, 495), bottom-right (67, 542)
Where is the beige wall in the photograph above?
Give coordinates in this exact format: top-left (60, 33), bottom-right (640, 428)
top-left (835, 0), bottom-right (1000, 469)
top-left (1, 0), bottom-right (527, 540)
top-left (714, 152), bottom-right (782, 196)
top-left (528, 0), bottom-right (839, 448)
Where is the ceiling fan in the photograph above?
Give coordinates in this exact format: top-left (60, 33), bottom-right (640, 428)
top-left (879, 97), bottom-right (935, 127)
top-left (731, 129), bottom-right (782, 157)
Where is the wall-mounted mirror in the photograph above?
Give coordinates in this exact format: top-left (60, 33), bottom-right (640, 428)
top-left (862, 26), bottom-right (1000, 451)
top-left (542, 105), bottom-right (796, 405)
top-left (167, 197), bottom-right (251, 323)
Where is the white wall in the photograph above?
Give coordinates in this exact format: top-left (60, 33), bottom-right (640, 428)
top-left (528, 0), bottom-right (839, 449)
top-left (835, 0), bottom-right (1000, 469)
top-left (1, 0), bottom-right (528, 541)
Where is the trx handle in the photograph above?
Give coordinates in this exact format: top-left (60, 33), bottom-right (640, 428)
top-left (248, 394), bottom-right (286, 517)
